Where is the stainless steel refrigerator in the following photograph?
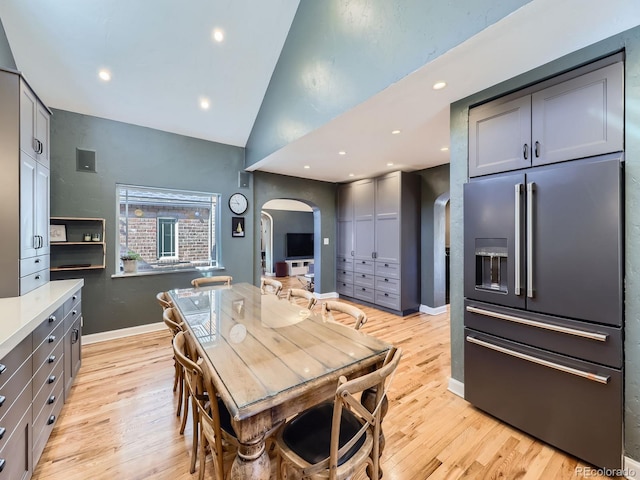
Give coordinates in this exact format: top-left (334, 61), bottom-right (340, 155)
top-left (463, 153), bottom-right (623, 469)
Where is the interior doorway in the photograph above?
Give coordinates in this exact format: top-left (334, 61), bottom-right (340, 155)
top-left (434, 191), bottom-right (451, 307)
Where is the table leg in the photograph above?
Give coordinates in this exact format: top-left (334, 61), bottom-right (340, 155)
top-left (230, 437), bottom-right (270, 480)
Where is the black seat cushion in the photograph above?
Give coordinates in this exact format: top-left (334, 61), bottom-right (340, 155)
top-left (282, 402), bottom-right (366, 466)
top-left (217, 397), bottom-right (235, 437)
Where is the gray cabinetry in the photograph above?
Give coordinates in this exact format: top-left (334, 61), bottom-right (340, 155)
top-left (336, 171), bottom-right (419, 314)
top-left (0, 69), bottom-right (52, 297)
top-left (469, 59), bottom-right (623, 177)
top-left (63, 289), bottom-right (82, 400)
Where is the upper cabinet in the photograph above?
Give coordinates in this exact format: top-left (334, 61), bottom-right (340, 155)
top-left (20, 80), bottom-right (50, 168)
top-left (469, 59), bottom-right (623, 177)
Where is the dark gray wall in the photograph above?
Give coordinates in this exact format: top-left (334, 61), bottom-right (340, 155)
top-left (253, 171), bottom-right (336, 294)
top-left (0, 18), bottom-right (16, 70)
top-left (450, 28), bottom-right (640, 462)
top-left (263, 209), bottom-right (314, 264)
top-left (245, 0), bottom-right (532, 167)
top-left (49, 109), bottom-right (251, 335)
top-left (416, 164), bottom-right (450, 307)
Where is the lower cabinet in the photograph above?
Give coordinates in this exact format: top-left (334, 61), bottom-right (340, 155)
top-left (0, 286), bottom-right (82, 479)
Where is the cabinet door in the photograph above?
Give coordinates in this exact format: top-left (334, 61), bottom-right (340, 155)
top-left (35, 103), bottom-right (50, 168)
top-left (352, 179), bottom-right (375, 261)
top-left (35, 163), bottom-right (50, 255)
top-left (469, 95), bottom-right (532, 177)
top-left (374, 173), bottom-right (400, 263)
top-left (336, 184), bottom-right (354, 258)
top-left (526, 157), bottom-right (622, 326)
top-left (19, 81), bottom-right (37, 158)
top-left (20, 152), bottom-right (37, 259)
top-left (531, 62), bottom-right (623, 166)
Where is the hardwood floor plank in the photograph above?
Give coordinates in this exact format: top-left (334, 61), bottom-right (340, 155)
top-left (32, 277), bottom-right (620, 479)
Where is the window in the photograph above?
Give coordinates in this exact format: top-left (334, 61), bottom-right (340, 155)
top-left (117, 184), bottom-right (220, 274)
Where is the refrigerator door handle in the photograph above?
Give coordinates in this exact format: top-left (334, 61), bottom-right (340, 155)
top-left (466, 336), bottom-right (610, 384)
top-left (466, 305), bottom-right (609, 342)
top-left (514, 183), bottom-right (523, 295)
top-left (526, 182), bottom-right (535, 298)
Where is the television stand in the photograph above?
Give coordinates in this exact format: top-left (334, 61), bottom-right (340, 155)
top-left (284, 259), bottom-right (313, 276)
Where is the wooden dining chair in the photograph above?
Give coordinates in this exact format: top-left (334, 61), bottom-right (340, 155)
top-left (286, 288), bottom-right (317, 310)
top-left (156, 290), bottom-right (173, 309)
top-left (275, 347), bottom-right (402, 480)
top-left (173, 330), bottom-right (237, 477)
top-left (321, 301), bottom-right (368, 330)
top-left (162, 306), bottom-right (185, 418)
top-left (191, 275), bottom-right (233, 287)
top-left (260, 278), bottom-right (283, 296)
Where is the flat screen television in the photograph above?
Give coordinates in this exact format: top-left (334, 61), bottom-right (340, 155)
top-left (286, 233), bottom-right (314, 259)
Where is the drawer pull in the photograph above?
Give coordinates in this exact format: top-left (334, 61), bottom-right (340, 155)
top-left (48, 375), bottom-right (56, 384)
top-left (384, 293), bottom-right (389, 297)
top-left (48, 355), bottom-right (56, 363)
top-left (49, 315), bottom-right (56, 323)
top-left (384, 278), bottom-right (389, 282)
top-left (0, 364), bottom-right (5, 375)
top-left (72, 295), bottom-right (78, 300)
top-left (0, 458), bottom-right (4, 472)
top-left (48, 395), bottom-right (56, 405)
top-left (361, 274), bottom-right (365, 278)
top-left (47, 415), bottom-right (56, 425)
top-left (466, 335), bottom-right (610, 384)
top-left (361, 261), bottom-right (366, 264)
top-left (465, 306), bottom-right (608, 342)
top-left (35, 258), bottom-right (41, 263)
top-left (35, 275), bottom-right (41, 280)
top-left (384, 263), bottom-right (389, 267)
top-left (0, 427), bottom-right (5, 439)
top-left (48, 335), bottom-right (56, 343)
top-left (72, 310), bottom-right (78, 316)
top-left (0, 396), bottom-right (4, 407)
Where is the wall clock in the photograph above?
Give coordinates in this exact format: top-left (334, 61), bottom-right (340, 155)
top-left (229, 192), bottom-right (248, 215)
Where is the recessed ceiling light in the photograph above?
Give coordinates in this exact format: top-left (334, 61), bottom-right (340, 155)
top-left (348, 173), bottom-right (355, 177)
top-left (98, 69), bottom-right (111, 81)
top-left (440, 146), bottom-right (449, 152)
top-left (387, 162), bottom-right (394, 167)
top-left (199, 97), bottom-right (210, 110)
top-left (338, 151), bottom-right (346, 155)
top-left (304, 165), bottom-right (310, 169)
top-left (212, 29), bottom-right (224, 42)
top-left (432, 81), bottom-right (447, 90)
top-left (391, 130), bottom-right (401, 135)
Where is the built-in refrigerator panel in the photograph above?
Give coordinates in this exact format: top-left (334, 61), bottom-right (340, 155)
top-left (464, 172), bottom-right (525, 309)
top-left (526, 155), bottom-right (623, 326)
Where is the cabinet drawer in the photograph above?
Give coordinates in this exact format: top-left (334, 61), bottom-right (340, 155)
top-left (33, 376), bottom-right (63, 466)
top-left (0, 404), bottom-right (31, 480)
top-left (336, 257), bottom-right (353, 271)
top-left (33, 309), bottom-right (64, 351)
top-left (0, 336), bottom-right (31, 391)
top-left (374, 261), bottom-right (400, 279)
top-left (33, 358), bottom-right (62, 425)
top-left (0, 380), bottom-right (31, 453)
top-left (353, 272), bottom-right (375, 288)
top-left (0, 357), bottom-right (32, 418)
top-left (375, 276), bottom-right (400, 294)
top-left (33, 349), bottom-right (63, 407)
top-left (353, 285), bottom-right (375, 303)
top-left (336, 270), bottom-right (353, 284)
top-left (63, 289), bottom-right (82, 318)
top-left (375, 291), bottom-right (400, 311)
top-left (19, 269), bottom-right (49, 296)
top-left (20, 254), bottom-right (49, 277)
top-left (33, 332), bottom-right (63, 389)
top-left (64, 304), bottom-right (82, 333)
top-left (465, 329), bottom-right (622, 469)
top-left (353, 260), bottom-right (374, 275)
top-left (336, 282), bottom-right (353, 297)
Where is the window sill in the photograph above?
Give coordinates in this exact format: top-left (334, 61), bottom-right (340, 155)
top-left (111, 265), bottom-right (226, 279)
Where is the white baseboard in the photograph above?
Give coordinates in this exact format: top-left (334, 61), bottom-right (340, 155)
top-left (420, 304), bottom-right (448, 315)
top-left (315, 291), bottom-right (339, 300)
top-left (83, 322), bottom-right (165, 345)
top-left (624, 456), bottom-right (640, 479)
top-left (448, 377), bottom-right (465, 398)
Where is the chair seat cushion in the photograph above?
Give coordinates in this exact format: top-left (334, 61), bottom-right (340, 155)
top-left (281, 402), bottom-right (366, 466)
top-left (217, 397), bottom-right (235, 437)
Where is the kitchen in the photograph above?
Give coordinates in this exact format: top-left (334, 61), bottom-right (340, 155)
top-left (1, 1), bottom-right (640, 478)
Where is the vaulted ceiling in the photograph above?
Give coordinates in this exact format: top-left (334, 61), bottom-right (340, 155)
top-left (1, 0), bottom-right (639, 183)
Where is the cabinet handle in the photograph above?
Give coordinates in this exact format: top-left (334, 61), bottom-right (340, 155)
top-left (526, 182), bottom-right (535, 298)
top-left (523, 143), bottom-right (528, 160)
top-left (48, 395), bottom-right (56, 405)
top-left (514, 183), bottom-right (523, 296)
top-left (35, 258), bottom-right (41, 263)
top-left (73, 295), bottom-right (78, 300)
top-left (47, 415), bottom-right (56, 425)
top-left (0, 396), bottom-right (5, 407)
top-left (384, 293), bottom-right (389, 297)
top-left (350, 251), bottom-right (354, 257)
top-left (0, 364), bottom-right (5, 375)
top-left (0, 427), bottom-right (5, 440)
top-left (72, 309), bottom-right (78, 316)
top-left (361, 274), bottom-right (366, 278)
top-left (48, 375), bottom-right (56, 384)
top-left (72, 329), bottom-right (79, 343)
top-left (534, 141), bottom-right (540, 158)
top-left (49, 315), bottom-right (56, 323)
top-left (48, 335), bottom-right (56, 343)
top-left (35, 275), bottom-right (41, 280)
top-left (0, 458), bottom-right (4, 472)
top-left (48, 355), bottom-right (56, 363)
top-left (384, 278), bottom-right (389, 282)
top-left (384, 263), bottom-right (389, 267)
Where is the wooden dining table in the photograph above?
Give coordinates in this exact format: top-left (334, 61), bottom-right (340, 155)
top-left (168, 282), bottom-right (392, 480)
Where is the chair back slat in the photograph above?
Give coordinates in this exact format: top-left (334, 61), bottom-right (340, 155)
top-left (322, 301), bottom-right (367, 329)
top-left (286, 288), bottom-right (317, 310)
top-left (191, 275), bottom-right (232, 287)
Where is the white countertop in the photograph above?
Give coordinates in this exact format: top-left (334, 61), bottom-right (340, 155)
top-left (0, 279), bottom-right (84, 360)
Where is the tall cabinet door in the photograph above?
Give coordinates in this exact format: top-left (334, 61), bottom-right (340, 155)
top-left (464, 172), bottom-right (526, 309)
top-left (352, 179), bottom-right (375, 261)
top-left (374, 173), bottom-right (400, 264)
top-left (336, 184), bottom-right (354, 258)
top-left (35, 162), bottom-right (50, 255)
top-left (20, 152), bottom-right (38, 259)
top-left (526, 157), bottom-right (622, 326)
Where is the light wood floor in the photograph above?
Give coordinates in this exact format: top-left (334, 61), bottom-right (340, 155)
top-left (32, 277), bottom-right (619, 479)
